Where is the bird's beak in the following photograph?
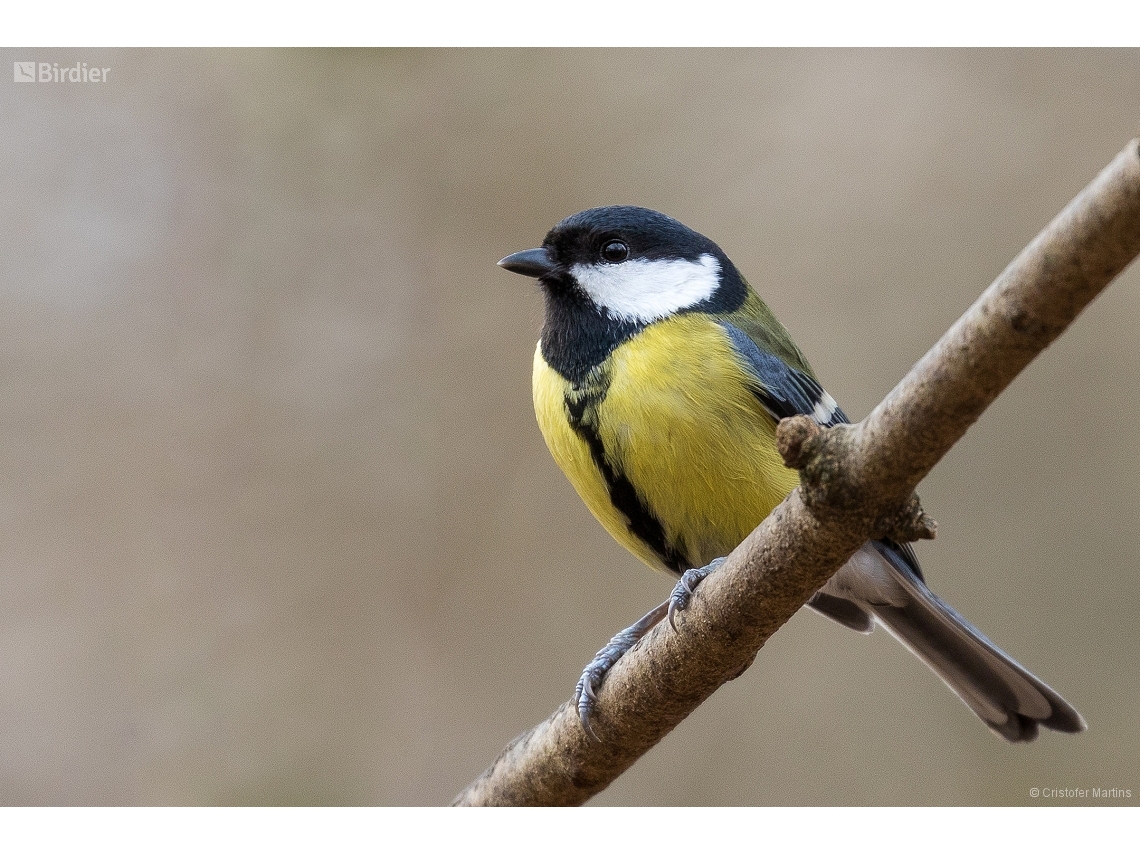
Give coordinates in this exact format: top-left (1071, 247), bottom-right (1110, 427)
top-left (498, 247), bottom-right (556, 278)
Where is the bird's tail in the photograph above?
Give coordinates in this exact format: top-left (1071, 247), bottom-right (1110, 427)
top-left (867, 544), bottom-right (1086, 742)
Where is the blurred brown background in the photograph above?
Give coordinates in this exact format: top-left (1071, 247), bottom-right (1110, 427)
top-left (0, 48), bottom-right (1137, 805)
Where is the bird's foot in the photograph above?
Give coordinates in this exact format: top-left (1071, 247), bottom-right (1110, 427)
top-left (667, 557), bottom-right (726, 631)
top-left (574, 600), bottom-right (669, 739)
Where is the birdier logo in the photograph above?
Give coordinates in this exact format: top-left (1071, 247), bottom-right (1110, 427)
top-left (13, 61), bottom-right (109, 83)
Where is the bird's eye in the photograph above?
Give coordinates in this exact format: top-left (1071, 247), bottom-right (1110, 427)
top-left (600, 240), bottom-right (629, 263)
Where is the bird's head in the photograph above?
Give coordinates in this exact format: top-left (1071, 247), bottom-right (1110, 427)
top-left (499, 206), bottom-right (746, 324)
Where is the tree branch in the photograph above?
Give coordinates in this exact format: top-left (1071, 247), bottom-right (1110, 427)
top-left (454, 140), bottom-right (1140, 807)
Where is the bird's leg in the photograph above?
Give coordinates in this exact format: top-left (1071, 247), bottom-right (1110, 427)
top-left (667, 557), bottom-right (726, 630)
top-left (574, 600), bottom-right (669, 739)
top-left (573, 556), bottom-right (728, 737)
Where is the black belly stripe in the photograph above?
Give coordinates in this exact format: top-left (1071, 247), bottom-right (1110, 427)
top-left (565, 391), bottom-right (688, 575)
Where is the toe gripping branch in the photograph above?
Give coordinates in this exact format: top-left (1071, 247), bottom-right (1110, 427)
top-left (668, 558), bottom-right (726, 631)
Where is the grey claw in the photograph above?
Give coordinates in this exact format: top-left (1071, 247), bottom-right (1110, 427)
top-left (574, 671), bottom-right (600, 739)
top-left (667, 559), bottom-right (726, 631)
top-left (667, 577), bottom-right (694, 631)
top-left (579, 701), bottom-right (598, 740)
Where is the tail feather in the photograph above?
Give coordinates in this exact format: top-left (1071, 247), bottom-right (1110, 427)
top-left (830, 542), bottom-right (1086, 743)
top-left (869, 593), bottom-right (1084, 741)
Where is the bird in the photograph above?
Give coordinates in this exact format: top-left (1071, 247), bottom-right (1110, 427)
top-left (498, 205), bottom-right (1085, 743)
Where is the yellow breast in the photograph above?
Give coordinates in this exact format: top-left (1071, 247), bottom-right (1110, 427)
top-left (532, 314), bottom-right (800, 574)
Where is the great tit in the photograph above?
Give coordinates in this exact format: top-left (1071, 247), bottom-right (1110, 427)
top-left (499, 205), bottom-right (1085, 743)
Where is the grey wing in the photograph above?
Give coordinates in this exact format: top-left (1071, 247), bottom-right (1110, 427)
top-left (718, 321), bottom-right (847, 428)
top-left (718, 320), bottom-right (880, 629)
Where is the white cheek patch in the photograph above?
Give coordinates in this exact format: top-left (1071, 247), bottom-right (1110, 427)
top-left (569, 253), bottom-right (721, 323)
